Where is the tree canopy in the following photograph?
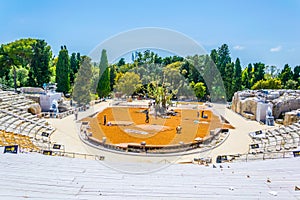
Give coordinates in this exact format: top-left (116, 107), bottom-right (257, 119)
top-left (114, 72), bottom-right (142, 96)
top-left (1, 38), bottom-right (300, 105)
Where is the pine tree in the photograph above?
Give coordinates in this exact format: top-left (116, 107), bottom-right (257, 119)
top-left (97, 49), bottom-right (110, 98)
top-left (73, 56), bottom-right (92, 105)
top-left (56, 46), bottom-right (70, 94)
top-left (217, 44), bottom-right (231, 78)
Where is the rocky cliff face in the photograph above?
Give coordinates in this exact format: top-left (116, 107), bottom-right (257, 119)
top-left (231, 90), bottom-right (300, 121)
top-left (272, 96), bottom-right (300, 118)
top-left (232, 91), bottom-right (258, 120)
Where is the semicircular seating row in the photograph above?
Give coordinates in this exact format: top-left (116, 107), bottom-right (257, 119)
top-left (0, 90), bottom-right (56, 152)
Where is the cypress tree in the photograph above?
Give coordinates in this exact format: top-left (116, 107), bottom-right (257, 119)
top-left (70, 53), bottom-right (77, 85)
top-left (233, 58), bottom-right (242, 92)
top-left (97, 49), bottom-right (110, 98)
top-left (224, 62), bottom-right (234, 101)
top-left (247, 63), bottom-right (253, 88)
top-left (56, 46), bottom-right (70, 94)
top-left (109, 65), bottom-right (116, 91)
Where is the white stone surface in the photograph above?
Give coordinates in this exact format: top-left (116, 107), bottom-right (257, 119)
top-left (0, 153), bottom-right (299, 199)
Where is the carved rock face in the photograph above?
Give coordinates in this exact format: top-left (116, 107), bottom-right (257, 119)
top-left (231, 90), bottom-right (300, 122)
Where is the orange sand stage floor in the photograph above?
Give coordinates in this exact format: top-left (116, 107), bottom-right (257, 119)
top-left (84, 107), bottom-right (233, 146)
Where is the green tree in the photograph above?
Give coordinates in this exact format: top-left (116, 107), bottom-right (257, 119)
top-left (293, 66), bottom-right (300, 81)
top-left (247, 63), bottom-right (253, 88)
top-left (241, 69), bottom-right (249, 89)
top-left (109, 65), bottom-right (116, 91)
top-left (147, 82), bottom-right (173, 110)
top-left (251, 78), bottom-right (282, 89)
top-left (73, 57), bottom-right (92, 105)
top-left (186, 55), bottom-right (205, 83)
top-left (163, 61), bottom-right (192, 97)
top-left (285, 79), bottom-right (298, 89)
top-left (179, 61), bottom-right (190, 79)
top-left (56, 46), bottom-right (70, 94)
top-left (202, 54), bottom-right (226, 102)
top-left (97, 49), bottom-right (111, 98)
top-left (0, 39), bottom-right (36, 90)
top-left (224, 62), bottom-right (234, 101)
top-left (90, 63), bottom-right (100, 94)
top-left (0, 45), bottom-right (16, 88)
top-left (217, 44), bottom-right (231, 78)
top-left (279, 64), bottom-right (293, 86)
top-left (293, 66), bottom-right (300, 87)
top-left (117, 58), bottom-right (125, 66)
top-left (210, 49), bottom-right (218, 65)
top-left (115, 72), bottom-right (142, 96)
top-left (48, 56), bottom-right (57, 83)
top-left (70, 53), bottom-right (77, 85)
top-left (253, 62), bottom-right (265, 84)
top-left (69, 52), bottom-right (81, 85)
top-left (30, 39), bottom-right (52, 87)
top-left (27, 68), bottom-right (36, 87)
top-left (191, 82), bottom-right (206, 99)
top-left (7, 66), bottom-right (29, 87)
top-left (17, 67), bottom-right (29, 87)
top-left (233, 58), bottom-right (242, 92)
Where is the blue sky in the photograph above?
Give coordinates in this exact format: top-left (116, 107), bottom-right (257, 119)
top-left (0, 0), bottom-right (299, 68)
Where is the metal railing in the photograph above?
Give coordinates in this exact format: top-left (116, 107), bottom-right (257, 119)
top-left (217, 144), bottom-right (299, 164)
top-left (48, 150), bottom-right (105, 160)
top-left (1, 144), bottom-right (105, 161)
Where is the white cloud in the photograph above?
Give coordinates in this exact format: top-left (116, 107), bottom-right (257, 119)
top-left (233, 45), bottom-right (245, 50)
top-left (270, 46), bottom-right (282, 52)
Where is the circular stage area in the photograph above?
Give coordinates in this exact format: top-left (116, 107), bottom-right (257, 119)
top-left (81, 104), bottom-right (233, 154)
